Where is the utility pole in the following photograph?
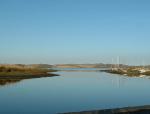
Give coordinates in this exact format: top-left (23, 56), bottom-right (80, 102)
top-left (111, 58), bottom-right (114, 70)
top-left (117, 56), bottom-right (120, 69)
top-left (142, 60), bottom-right (145, 69)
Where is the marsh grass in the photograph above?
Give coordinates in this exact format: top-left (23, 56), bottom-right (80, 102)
top-left (105, 68), bottom-right (150, 77)
top-left (0, 64), bottom-right (57, 77)
top-left (143, 71), bottom-right (150, 76)
top-left (0, 64), bottom-right (58, 86)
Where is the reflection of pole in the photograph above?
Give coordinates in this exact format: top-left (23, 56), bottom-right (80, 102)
top-left (111, 76), bottom-right (127, 88)
top-left (117, 77), bottom-right (120, 88)
top-left (117, 77), bottom-right (123, 88)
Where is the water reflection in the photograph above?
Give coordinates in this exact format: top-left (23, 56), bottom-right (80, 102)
top-left (0, 70), bottom-right (150, 113)
top-left (109, 74), bottom-right (150, 88)
top-left (0, 68), bottom-right (150, 87)
top-left (0, 78), bottom-right (22, 86)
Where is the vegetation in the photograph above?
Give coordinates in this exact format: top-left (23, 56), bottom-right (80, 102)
top-left (0, 64), bottom-right (58, 78)
top-left (0, 64), bottom-right (58, 86)
top-left (126, 69), bottom-right (141, 76)
top-left (104, 68), bottom-right (150, 77)
top-left (107, 69), bottom-right (125, 75)
top-left (143, 71), bottom-right (150, 76)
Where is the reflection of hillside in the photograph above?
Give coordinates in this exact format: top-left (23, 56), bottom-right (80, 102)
top-left (0, 78), bottom-right (22, 86)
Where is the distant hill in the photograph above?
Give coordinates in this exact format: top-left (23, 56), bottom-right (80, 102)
top-left (2, 63), bottom-right (148, 69)
top-left (27, 64), bottom-right (53, 68)
top-left (54, 63), bottom-right (129, 68)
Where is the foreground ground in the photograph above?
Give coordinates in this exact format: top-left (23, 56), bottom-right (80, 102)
top-left (63, 105), bottom-right (150, 114)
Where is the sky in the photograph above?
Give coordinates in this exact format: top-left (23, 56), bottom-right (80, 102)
top-left (0, 0), bottom-right (150, 65)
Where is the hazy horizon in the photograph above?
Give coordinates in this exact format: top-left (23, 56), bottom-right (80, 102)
top-left (0, 0), bottom-right (150, 65)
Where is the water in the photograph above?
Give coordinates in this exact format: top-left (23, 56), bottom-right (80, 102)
top-left (0, 69), bottom-right (150, 114)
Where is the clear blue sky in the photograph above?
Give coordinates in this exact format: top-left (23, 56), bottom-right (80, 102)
top-left (0, 0), bottom-right (150, 65)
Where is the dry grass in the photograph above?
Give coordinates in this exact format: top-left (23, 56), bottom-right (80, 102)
top-left (0, 64), bottom-right (57, 77)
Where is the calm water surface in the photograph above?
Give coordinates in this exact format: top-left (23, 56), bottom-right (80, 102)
top-left (0, 69), bottom-right (150, 114)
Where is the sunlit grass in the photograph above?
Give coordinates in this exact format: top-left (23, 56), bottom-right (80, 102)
top-left (0, 64), bottom-right (57, 77)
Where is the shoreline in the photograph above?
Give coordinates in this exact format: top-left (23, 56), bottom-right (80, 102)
top-left (0, 65), bottom-right (59, 85)
top-left (101, 69), bottom-right (150, 77)
top-left (0, 72), bottom-right (58, 85)
top-left (63, 105), bottom-right (150, 114)
top-left (0, 73), bottom-right (58, 79)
